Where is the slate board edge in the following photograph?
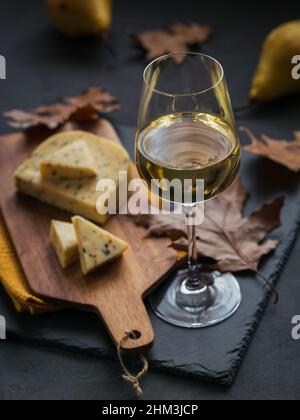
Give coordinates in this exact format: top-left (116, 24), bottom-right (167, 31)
top-left (6, 328), bottom-right (230, 386)
top-left (225, 196), bottom-right (300, 385)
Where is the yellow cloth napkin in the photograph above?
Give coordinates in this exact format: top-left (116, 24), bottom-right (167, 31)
top-left (0, 208), bottom-right (184, 315)
top-left (0, 213), bottom-right (57, 314)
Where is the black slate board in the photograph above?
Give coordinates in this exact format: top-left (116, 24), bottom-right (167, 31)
top-left (1, 123), bottom-right (300, 386)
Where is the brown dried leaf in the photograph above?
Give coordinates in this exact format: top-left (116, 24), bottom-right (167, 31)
top-left (4, 86), bottom-right (120, 130)
top-left (132, 30), bottom-right (188, 64)
top-left (64, 86), bottom-right (120, 114)
top-left (132, 23), bottom-right (212, 64)
top-left (173, 196), bottom-right (283, 272)
top-left (3, 104), bottom-right (76, 130)
top-left (242, 127), bottom-right (300, 172)
top-left (135, 179), bottom-right (284, 273)
top-left (169, 22), bottom-right (212, 44)
top-left (135, 179), bottom-right (248, 239)
top-left (135, 211), bottom-right (186, 240)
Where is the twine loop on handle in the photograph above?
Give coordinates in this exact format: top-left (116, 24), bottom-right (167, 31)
top-left (117, 330), bottom-right (149, 397)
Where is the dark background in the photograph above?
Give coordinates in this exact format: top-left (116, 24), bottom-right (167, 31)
top-left (0, 0), bottom-right (300, 400)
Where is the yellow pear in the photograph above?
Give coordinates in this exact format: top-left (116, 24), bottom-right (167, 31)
top-left (250, 20), bottom-right (300, 102)
top-left (45, 0), bottom-right (112, 37)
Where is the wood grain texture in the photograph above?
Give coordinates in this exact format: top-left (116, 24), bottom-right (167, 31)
top-left (0, 120), bottom-right (178, 353)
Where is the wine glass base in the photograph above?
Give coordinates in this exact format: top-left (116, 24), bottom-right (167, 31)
top-left (149, 269), bottom-right (242, 328)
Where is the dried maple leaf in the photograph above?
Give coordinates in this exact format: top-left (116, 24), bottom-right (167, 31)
top-left (64, 86), bottom-right (120, 114)
top-left (135, 179), bottom-right (248, 240)
top-left (242, 127), bottom-right (300, 172)
top-left (135, 211), bottom-right (186, 240)
top-left (132, 30), bottom-right (188, 64)
top-left (3, 104), bottom-right (76, 130)
top-left (135, 179), bottom-right (284, 273)
top-left (169, 22), bottom-right (212, 45)
top-left (132, 23), bottom-right (212, 64)
top-left (172, 197), bottom-right (283, 273)
top-left (4, 86), bottom-right (120, 130)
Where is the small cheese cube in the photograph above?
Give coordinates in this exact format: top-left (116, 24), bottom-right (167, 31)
top-left (72, 216), bottom-right (128, 275)
top-left (50, 220), bottom-right (78, 268)
top-left (40, 139), bottom-right (97, 180)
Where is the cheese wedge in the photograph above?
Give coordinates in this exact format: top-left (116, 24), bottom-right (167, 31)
top-left (72, 216), bottom-right (128, 275)
top-left (40, 139), bottom-right (97, 180)
top-left (14, 131), bottom-right (131, 224)
top-left (50, 220), bottom-right (78, 268)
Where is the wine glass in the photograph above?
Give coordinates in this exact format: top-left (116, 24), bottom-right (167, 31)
top-left (135, 53), bottom-right (242, 328)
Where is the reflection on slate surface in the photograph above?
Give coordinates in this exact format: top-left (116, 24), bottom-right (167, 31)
top-left (1, 124), bottom-right (300, 385)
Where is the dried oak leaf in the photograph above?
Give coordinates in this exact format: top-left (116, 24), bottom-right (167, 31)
top-left (135, 179), bottom-right (284, 273)
top-left (132, 23), bottom-right (212, 64)
top-left (4, 86), bottom-right (120, 130)
top-left (242, 127), bottom-right (300, 172)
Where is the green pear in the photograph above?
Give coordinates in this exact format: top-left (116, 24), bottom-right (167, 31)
top-left (45, 0), bottom-right (112, 37)
top-left (250, 20), bottom-right (300, 102)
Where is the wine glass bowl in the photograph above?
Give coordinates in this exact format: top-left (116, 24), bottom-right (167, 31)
top-left (135, 53), bottom-right (242, 328)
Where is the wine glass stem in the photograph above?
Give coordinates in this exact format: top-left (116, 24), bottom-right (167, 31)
top-left (184, 205), bottom-right (205, 290)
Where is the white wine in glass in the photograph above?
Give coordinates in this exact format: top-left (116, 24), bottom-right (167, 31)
top-left (137, 112), bottom-right (240, 204)
top-left (136, 53), bottom-right (242, 328)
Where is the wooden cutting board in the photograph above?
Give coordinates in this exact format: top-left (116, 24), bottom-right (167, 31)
top-left (0, 120), bottom-right (178, 354)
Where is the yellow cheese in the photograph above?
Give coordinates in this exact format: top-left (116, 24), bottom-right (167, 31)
top-left (50, 220), bottom-right (78, 268)
top-left (14, 131), bottom-right (130, 224)
top-left (40, 139), bottom-right (98, 180)
top-left (72, 216), bottom-right (128, 275)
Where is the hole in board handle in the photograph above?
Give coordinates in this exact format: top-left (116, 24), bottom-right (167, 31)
top-left (128, 330), bottom-right (142, 340)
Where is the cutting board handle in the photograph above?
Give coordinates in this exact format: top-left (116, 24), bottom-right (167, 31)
top-left (94, 297), bottom-right (155, 355)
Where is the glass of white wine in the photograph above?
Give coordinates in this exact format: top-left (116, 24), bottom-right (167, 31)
top-left (135, 53), bottom-right (242, 328)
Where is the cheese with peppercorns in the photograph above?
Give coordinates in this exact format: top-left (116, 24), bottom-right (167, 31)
top-left (50, 220), bottom-right (78, 268)
top-left (72, 216), bottom-right (128, 275)
top-left (40, 139), bottom-right (97, 180)
top-left (14, 131), bottom-right (130, 224)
